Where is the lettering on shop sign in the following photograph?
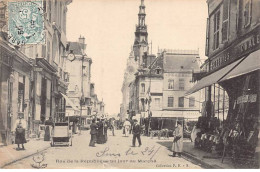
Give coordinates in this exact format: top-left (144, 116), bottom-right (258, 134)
top-left (210, 30), bottom-right (260, 72)
top-left (240, 34), bottom-right (260, 54)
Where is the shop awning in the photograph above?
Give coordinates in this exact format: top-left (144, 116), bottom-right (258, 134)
top-left (151, 111), bottom-right (184, 118)
top-left (219, 49), bottom-right (260, 82)
top-left (60, 92), bottom-right (79, 111)
top-left (185, 58), bottom-right (245, 95)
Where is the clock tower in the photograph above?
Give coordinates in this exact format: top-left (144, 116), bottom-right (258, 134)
top-left (133, 0), bottom-right (148, 68)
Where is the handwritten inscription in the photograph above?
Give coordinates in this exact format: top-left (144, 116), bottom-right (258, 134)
top-left (96, 146), bottom-right (161, 160)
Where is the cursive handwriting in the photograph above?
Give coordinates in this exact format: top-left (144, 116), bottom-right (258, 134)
top-left (96, 147), bottom-right (121, 157)
top-left (95, 146), bottom-right (161, 160)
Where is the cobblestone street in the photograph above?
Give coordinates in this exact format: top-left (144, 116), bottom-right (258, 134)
top-left (4, 130), bottom-right (202, 169)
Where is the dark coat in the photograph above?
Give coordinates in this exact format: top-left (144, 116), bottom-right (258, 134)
top-left (15, 127), bottom-right (27, 144)
top-left (132, 123), bottom-right (141, 135)
top-left (90, 123), bottom-right (98, 135)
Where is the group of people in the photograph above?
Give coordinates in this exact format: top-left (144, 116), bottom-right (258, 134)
top-left (89, 118), bottom-right (112, 147)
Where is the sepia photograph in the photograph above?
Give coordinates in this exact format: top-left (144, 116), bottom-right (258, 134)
top-left (0, 0), bottom-right (259, 169)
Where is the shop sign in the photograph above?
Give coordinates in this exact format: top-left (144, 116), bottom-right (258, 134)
top-left (210, 27), bottom-right (260, 72)
top-left (236, 94), bottom-right (257, 104)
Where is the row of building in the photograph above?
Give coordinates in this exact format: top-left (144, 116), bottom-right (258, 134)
top-left (121, 0), bottom-right (259, 165)
top-left (0, 0), bottom-right (105, 146)
top-left (120, 0), bottom-right (205, 132)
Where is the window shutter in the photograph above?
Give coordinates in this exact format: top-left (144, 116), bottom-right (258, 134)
top-left (222, 0), bottom-right (229, 42)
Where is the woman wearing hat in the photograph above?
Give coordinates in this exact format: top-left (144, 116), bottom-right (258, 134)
top-left (172, 121), bottom-right (183, 157)
top-left (15, 122), bottom-right (27, 150)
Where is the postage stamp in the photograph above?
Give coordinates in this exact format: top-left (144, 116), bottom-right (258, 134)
top-left (8, 1), bottom-right (45, 45)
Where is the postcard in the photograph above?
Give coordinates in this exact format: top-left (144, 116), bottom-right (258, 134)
top-left (0, 0), bottom-right (259, 169)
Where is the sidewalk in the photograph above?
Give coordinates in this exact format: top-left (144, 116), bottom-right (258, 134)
top-left (153, 138), bottom-right (235, 169)
top-left (181, 142), bottom-right (234, 169)
top-left (0, 138), bottom-right (51, 168)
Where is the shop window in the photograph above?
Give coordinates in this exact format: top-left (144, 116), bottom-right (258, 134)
top-left (222, 0), bottom-right (229, 42)
top-left (168, 79), bottom-right (174, 90)
top-left (213, 10), bottom-right (220, 50)
top-left (168, 97), bottom-right (174, 107)
top-left (178, 97), bottom-right (184, 107)
top-left (189, 97), bottom-right (195, 107)
top-left (141, 83), bottom-right (145, 93)
top-left (244, 0), bottom-right (252, 27)
top-left (179, 78), bottom-right (185, 90)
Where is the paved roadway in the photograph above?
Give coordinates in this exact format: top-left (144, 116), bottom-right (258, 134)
top-left (4, 129), bottom-right (202, 169)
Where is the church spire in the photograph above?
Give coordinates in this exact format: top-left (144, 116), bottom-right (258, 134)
top-left (133, 0), bottom-right (148, 67)
top-left (138, 0), bottom-right (146, 27)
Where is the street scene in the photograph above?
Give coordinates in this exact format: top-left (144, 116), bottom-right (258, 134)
top-left (0, 0), bottom-right (260, 169)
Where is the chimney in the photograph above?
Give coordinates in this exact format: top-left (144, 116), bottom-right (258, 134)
top-left (78, 35), bottom-right (86, 53)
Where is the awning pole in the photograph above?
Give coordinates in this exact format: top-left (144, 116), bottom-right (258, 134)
top-left (214, 84), bottom-right (215, 117)
top-left (223, 89), bottom-right (225, 125)
top-left (218, 85), bottom-right (220, 120)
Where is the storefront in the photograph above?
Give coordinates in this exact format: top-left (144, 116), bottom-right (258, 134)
top-left (186, 29), bottom-right (260, 167)
top-left (0, 35), bottom-right (13, 145)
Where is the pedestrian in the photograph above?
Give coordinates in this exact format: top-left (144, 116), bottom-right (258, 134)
top-left (89, 119), bottom-right (98, 147)
top-left (111, 119), bottom-right (115, 136)
top-left (96, 118), bottom-right (102, 144)
top-left (172, 121), bottom-right (183, 157)
top-left (104, 118), bottom-right (108, 143)
top-left (15, 122), bottom-right (26, 150)
top-left (132, 119), bottom-right (142, 147)
top-left (123, 119), bottom-right (131, 137)
top-left (44, 117), bottom-right (54, 141)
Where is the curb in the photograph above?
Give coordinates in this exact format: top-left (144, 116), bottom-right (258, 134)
top-left (1, 144), bottom-right (51, 168)
top-left (181, 151), bottom-right (223, 169)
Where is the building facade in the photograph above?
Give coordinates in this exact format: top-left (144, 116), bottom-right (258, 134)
top-left (186, 0), bottom-right (260, 165)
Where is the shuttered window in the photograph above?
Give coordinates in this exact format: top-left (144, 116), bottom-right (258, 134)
top-left (222, 0), bottom-right (229, 42)
top-left (213, 10), bottom-right (220, 50)
top-left (244, 0), bottom-right (252, 27)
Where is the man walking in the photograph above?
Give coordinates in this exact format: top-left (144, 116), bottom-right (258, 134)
top-left (89, 119), bottom-right (98, 147)
top-left (132, 119), bottom-right (142, 147)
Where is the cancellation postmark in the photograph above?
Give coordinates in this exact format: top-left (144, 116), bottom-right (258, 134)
top-left (8, 1), bottom-right (45, 45)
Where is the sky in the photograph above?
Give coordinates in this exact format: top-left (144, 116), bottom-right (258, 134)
top-left (66, 0), bottom-right (208, 115)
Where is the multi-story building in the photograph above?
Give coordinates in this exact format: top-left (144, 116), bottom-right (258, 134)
top-left (17, 0), bottom-right (72, 133)
top-left (120, 50), bottom-right (138, 121)
top-left (65, 36), bottom-right (93, 132)
top-left (186, 0), bottom-right (260, 163)
top-left (0, 0), bottom-right (73, 144)
top-left (160, 49), bottom-right (201, 120)
top-left (121, 0), bottom-right (149, 121)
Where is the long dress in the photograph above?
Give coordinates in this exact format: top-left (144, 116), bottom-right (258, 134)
top-left (15, 127), bottom-right (27, 144)
top-left (172, 125), bottom-right (183, 153)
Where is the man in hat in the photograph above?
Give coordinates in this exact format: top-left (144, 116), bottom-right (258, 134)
top-left (172, 121), bottom-right (183, 157)
top-left (89, 119), bottom-right (98, 147)
top-left (132, 119), bottom-right (142, 147)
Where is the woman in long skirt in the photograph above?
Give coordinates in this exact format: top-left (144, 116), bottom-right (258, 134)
top-left (15, 123), bottom-right (27, 150)
top-left (172, 121), bottom-right (183, 157)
